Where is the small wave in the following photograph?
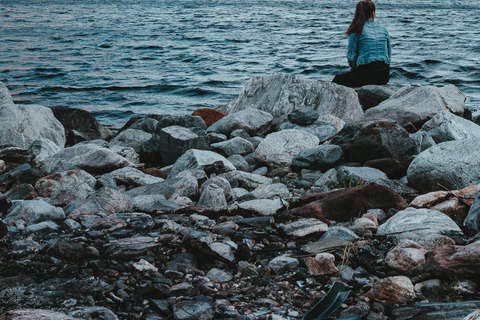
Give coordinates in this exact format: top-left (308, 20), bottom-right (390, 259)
top-left (178, 87), bottom-right (215, 97)
top-left (134, 45), bottom-right (164, 50)
top-left (38, 84), bottom-right (188, 93)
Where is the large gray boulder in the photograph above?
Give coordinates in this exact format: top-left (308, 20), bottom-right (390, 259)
top-left (407, 139), bottom-right (480, 193)
top-left (219, 74), bottom-right (363, 129)
top-left (291, 145), bottom-right (344, 171)
top-left (420, 110), bottom-right (480, 143)
top-left (364, 85), bottom-right (466, 132)
top-left (254, 129), bottom-right (320, 168)
top-left (0, 82), bottom-right (65, 149)
top-left (207, 108), bottom-right (273, 136)
top-left (44, 144), bottom-right (133, 174)
top-left (356, 84), bottom-right (399, 110)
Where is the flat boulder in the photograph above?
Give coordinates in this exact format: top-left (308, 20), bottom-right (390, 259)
top-left (377, 207), bottom-right (463, 242)
top-left (4, 199), bottom-right (65, 226)
top-left (44, 144), bottom-right (133, 174)
top-left (254, 129), bottom-right (319, 168)
top-left (108, 128), bottom-right (152, 152)
top-left (207, 108), bottom-right (273, 136)
top-left (0, 82), bottom-right (65, 149)
top-left (407, 139), bottom-right (480, 193)
top-left (364, 84), bottom-right (466, 132)
top-left (220, 74), bottom-right (363, 129)
top-left (420, 110), bottom-right (480, 143)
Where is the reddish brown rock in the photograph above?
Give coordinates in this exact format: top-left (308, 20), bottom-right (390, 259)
top-left (385, 240), bottom-right (427, 275)
top-left (409, 185), bottom-right (478, 224)
top-left (304, 253), bottom-right (338, 275)
top-left (287, 183), bottom-right (407, 222)
top-left (366, 276), bottom-right (415, 303)
top-left (192, 108), bottom-right (226, 128)
top-left (424, 244), bottom-right (480, 278)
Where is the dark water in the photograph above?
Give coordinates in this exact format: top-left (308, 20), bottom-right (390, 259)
top-left (1, 0), bottom-right (479, 127)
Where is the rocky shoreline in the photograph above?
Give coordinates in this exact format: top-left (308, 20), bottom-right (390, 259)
top-left (1, 73), bottom-right (480, 320)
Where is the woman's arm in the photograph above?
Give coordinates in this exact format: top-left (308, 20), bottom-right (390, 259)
top-left (347, 33), bottom-right (359, 69)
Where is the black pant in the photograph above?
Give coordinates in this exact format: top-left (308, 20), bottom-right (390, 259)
top-left (333, 61), bottom-right (390, 88)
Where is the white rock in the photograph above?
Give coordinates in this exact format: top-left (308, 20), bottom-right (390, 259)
top-left (420, 110), bottom-right (480, 143)
top-left (254, 129), bottom-right (320, 167)
top-left (4, 199), bottom-right (65, 226)
top-left (220, 74), bottom-right (363, 129)
top-left (365, 84), bottom-right (466, 129)
top-left (45, 144), bottom-right (133, 174)
top-left (168, 149), bottom-right (236, 179)
top-left (407, 139), bottom-right (480, 193)
top-left (238, 198), bottom-right (286, 216)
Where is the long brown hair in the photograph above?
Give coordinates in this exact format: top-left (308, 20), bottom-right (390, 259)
top-left (346, 0), bottom-right (376, 36)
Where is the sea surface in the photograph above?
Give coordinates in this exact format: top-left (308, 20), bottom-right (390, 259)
top-left (1, 0), bottom-right (480, 128)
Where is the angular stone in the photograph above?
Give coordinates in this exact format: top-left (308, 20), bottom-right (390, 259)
top-left (4, 199), bottom-right (65, 226)
top-left (0, 82), bottom-right (65, 149)
top-left (407, 139), bottom-right (480, 193)
top-left (141, 125), bottom-right (210, 167)
top-left (366, 276), bottom-right (415, 303)
top-left (365, 84), bottom-right (466, 132)
top-left (304, 252), bottom-right (338, 275)
top-left (250, 183), bottom-right (290, 200)
top-left (238, 198), bottom-right (286, 216)
top-left (220, 74), bottom-right (363, 129)
top-left (280, 120), bottom-right (339, 143)
top-left (50, 106), bottom-right (113, 143)
top-left (254, 129), bottom-right (320, 168)
top-left (0, 309), bottom-right (82, 320)
top-left (108, 128), bottom-right (152, 152)
top-left (207, 108), bottom-right (273, 136)
top-left (268, 255), bottom-right (299, 274)
top-left (291, 145), bottom-right (344, 172)
top-left (173, 297), bottom-right (214, 320)
top-left (424, 244), bottom-right (480, 278)
top-left (109, 166), bottom-right (164, 187)
top-left (222, 170), bottom-right (273, 190)
top-left (127, 173), bottom-right (198, 203)
top-left (105, 236), bottom-right (159, 258)
top-left (357, 84), bottom-right (399, 110)
top-left (35, 169), bottom-right (97, 206)
top-left (198, 184), bottom-right (227, 207)
top-left (385, 240), bottom-right (427, 275)
top-left (168, 149), bottom-right (236, 179)
top-left (64, 188), bottom-right (133, 219)
top-left (211, 137), bottom-right (254, 157)
top-left (420, 110), bottom-right (480, 143)
top-left (278, 218), bottom-right (328, 237)
top-left (465, 189), bottom-right (480, 231)
top-left (287, 106), bottom-right (319, 125)
top-left (45, 144), bottom-right (133, 174)
top-left (227, 154), bottom-right (250, 172)
top-left (410, 185), bottom-right (478, 225)
top-left (329, 119), bottom-right (418, 178)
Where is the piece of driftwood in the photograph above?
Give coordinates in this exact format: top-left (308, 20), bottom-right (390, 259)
top-left (285, 183), bottom-right (407, 222)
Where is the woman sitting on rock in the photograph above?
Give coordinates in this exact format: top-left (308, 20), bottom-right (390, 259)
top-left (333, 0), bottom-right (391, 87)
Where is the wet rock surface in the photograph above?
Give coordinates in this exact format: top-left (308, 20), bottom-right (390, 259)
top-left (2, 77), bottom-right (480, 319)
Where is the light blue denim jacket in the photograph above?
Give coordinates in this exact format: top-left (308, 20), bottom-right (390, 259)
top-left (347, 19), bottom-right (391, 69)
